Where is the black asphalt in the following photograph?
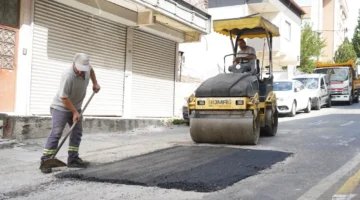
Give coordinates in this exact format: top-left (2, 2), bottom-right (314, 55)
top-left (57, 146), bottom-right (291, 192)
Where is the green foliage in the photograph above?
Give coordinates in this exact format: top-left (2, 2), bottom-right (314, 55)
top-left (334, 37), bottom-right (358, 63)
top-left (167, 118), bottom-right (186, 125)
top-left (352, 9), bottom-right (360, 58)
top-left (300, 23), bottom-right (327, 73)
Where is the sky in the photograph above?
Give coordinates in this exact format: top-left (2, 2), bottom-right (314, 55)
top-left (345, 0), bottom-right (360, 40)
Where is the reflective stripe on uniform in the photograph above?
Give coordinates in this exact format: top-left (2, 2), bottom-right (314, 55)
top-left (43, 149), bottom-right (56, 155)
top-left (68, 146), bottom-right (79, 152)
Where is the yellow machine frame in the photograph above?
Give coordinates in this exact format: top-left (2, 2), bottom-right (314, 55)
top-left (188, 15), bottom-right (279, 128)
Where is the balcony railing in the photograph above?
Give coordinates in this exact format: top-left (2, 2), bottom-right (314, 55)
top-left (132, 0), bottom-right (211, 33)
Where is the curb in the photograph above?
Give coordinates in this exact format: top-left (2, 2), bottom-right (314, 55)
top-left (3, 116), bottom-right (171, 142)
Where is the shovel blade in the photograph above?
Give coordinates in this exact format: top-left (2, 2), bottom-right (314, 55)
top-left (40, 158), bottom-right (67, 169)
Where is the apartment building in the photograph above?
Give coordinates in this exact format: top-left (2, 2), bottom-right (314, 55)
top-left (295, 0), bottom-right (349, 62)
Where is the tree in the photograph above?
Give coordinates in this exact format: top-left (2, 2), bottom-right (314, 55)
top-left (352, 9), bottom-right (360, 58)
top-left (300, 23), bottom-right (326, 73)
top-left (334, 37), bottom-right (357, 63)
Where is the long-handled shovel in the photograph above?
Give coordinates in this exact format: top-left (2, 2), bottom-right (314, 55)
top-left (39, 92), bottom-right (96, 170)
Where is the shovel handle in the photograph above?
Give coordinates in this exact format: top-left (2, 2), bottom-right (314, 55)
top-left (51, 92), bottom-right (96, 158)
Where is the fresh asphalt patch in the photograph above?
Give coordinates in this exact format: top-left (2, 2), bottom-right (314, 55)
top-left (57, 146), bottom-right (292, 192)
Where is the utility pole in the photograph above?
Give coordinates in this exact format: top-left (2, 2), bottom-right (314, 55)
top-left (344, 27), bottom-right (348, 39)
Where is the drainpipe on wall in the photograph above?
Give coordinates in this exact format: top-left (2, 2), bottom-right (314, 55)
top-left (244, 0), bottom-right (249, 16)
top-left (241, 0), bottom-right (250, 45)
top-left (0, 113), bottom-right (8, 138)
top-left (178, 51), bottom-right (184, 82)
top-left (247, 0), bottom-right (250, 13)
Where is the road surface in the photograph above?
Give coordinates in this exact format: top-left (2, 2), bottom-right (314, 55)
top-left (1, 102), bottom-right (360, 200)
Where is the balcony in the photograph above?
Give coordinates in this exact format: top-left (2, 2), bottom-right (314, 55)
top-left (108, 0), bottom-right (212, 42)
top-left (56, 0), bottom-right (211, 42)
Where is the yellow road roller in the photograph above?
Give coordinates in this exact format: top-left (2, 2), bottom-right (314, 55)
top-left (188, 15), bottom-right (279, 145)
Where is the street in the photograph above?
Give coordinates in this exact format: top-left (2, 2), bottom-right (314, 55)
top-left (1, 103), bottom-right (360, 200)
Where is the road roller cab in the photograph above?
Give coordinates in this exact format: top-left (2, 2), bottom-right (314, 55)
top-left (188, 15), bottom-right (279, 145)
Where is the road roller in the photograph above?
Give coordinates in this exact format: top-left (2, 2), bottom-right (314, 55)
top-left (188, 15), bottom-right (279, 145)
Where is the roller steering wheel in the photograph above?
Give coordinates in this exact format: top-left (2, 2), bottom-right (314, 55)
top-left (234, 57), bottom-right (250, 64)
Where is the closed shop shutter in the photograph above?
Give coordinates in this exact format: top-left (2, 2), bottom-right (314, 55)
top-left (132, 30), bottom-right (176, 117)
top-left (30, 0), bottom-right (126, 116)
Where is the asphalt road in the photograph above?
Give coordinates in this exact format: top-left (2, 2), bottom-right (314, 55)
top-left (1, 101), bottom-right (360, 200)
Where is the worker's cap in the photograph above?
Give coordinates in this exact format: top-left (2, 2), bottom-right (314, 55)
top-left (73, 53), bottom-right (91, 72)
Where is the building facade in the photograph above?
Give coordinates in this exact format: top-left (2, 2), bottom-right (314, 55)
top-left (295, 0), bottom-right (349, 62)
top-left (178, 0), bottom-right (305, 81)
top-left (0, 0), bottom-right (211, 117)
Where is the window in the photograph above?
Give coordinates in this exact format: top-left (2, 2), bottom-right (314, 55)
top-left (294, 81), bottom-right (302, 90)
top-left (0, 0), bottom-right (20, 28)
top-left (294, 81), bottom-right (305, 90)
top-left (274, 81), bottom-right (293, 91)
top-left (321, 78), bottom-right (325, 87)
top-left (299, 82), bottom-right (305, 90)
top-left (285, 21), bottom-right (291, 41)
top-left (294, 78), bottom-right (318, 89)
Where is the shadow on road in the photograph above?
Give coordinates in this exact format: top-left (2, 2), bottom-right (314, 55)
top-left (278, 103), bottom-right (360, 119)
top-left (330, 101), bottom-right (360, 109)
top-left (259, 113), bottom-right (360, 148)
top-left (279, 113), bottom-right (360, 132)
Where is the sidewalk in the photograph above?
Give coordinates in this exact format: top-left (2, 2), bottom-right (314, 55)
top-left (0, 125), bottom-right (193, 200)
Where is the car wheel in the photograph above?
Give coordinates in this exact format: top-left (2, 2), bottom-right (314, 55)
top-left (304, 99), bottom-right (311, 113)
top-left (260, 108), bottom-right (278, 137)
top-left (289, 101), bottom-right (296, 117)
top-left (314, 97), bottom-right (321, 110)
top-left (354, 92), bottom-right (359, 103)
top-left (326, 97), bottom-right (332, 108)
top-left (348, 94), bottom-right (353, 105)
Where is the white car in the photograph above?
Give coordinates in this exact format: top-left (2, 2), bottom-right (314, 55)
top-left (293, 74), bottom-right (331, 110)
top-left (274, 80), bottom-right (312, 117)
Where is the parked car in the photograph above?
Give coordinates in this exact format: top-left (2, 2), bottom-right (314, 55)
top-left (293, 74), bottom-right (331, 110)
top-left (274, 80), bottom-right (312, 117)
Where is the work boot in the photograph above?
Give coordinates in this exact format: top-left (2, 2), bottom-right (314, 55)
top-left (67, 157), bottom-right (89, 168)
top-left (39, 161), bottom-right (52, 174)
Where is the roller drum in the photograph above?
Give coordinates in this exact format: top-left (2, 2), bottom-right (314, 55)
top-left (190, 111), bottom-right (260, 145)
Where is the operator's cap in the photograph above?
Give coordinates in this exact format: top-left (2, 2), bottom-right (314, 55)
top-left (73, 53), bottom-right (91, 72)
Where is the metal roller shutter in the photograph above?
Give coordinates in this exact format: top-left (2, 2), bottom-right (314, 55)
top-left (132, 30), bottom-right (176, 117)
top-left (30, 0), bottom-right (126, 116)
